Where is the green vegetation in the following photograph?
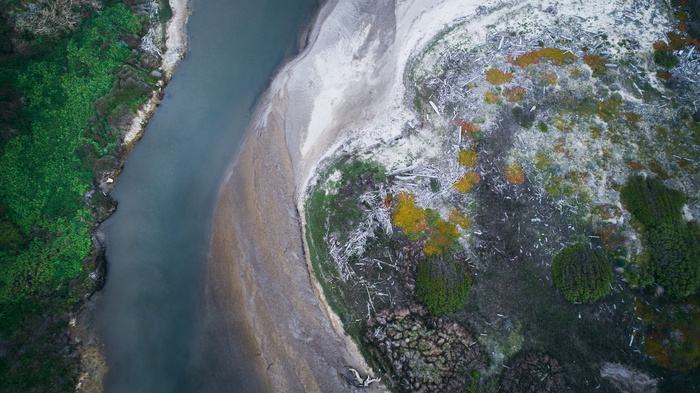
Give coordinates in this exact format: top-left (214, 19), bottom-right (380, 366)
top-left (511, 106), bottom-right (534, 129)
top-left (583, 54), bottom-right (608, 76)
top-left (416, 256), bottom-right (471, 314)
top-left (654, 49), bottom-right (679, 68)
top-left (0, 2), bottom-right (162, 390)
top-left (0, 1), bottom-right (142, 325)
top-left (552, 243), bottom-right (612, 303)
top-left (620, 175), bottom-right (700, 298)
top-left (305, 159), bottom-right (387, 328)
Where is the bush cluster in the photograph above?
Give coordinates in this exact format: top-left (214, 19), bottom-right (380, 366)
top-left (552, 243), bottom-right (613, 303)
top-left (620, 175), bottom-right (700, 298)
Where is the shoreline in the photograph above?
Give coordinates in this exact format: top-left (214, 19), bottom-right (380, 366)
top-left (121, 0), bottom-right (191, 155)
top-left (73, 1), bottom-right (191, 391)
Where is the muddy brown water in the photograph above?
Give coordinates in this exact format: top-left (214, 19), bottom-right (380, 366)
top-left (96, 1), bottom-right (317, 391)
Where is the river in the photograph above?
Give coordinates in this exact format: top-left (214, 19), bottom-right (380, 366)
top-left (97, 0), bottom-right (317, 391)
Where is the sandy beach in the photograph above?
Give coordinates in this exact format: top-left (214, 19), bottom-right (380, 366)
top-left (208, 0), bottom-right (501, 390)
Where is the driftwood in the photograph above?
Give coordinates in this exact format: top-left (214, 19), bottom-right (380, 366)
top-left (347, 367), bottom-right (381, 387)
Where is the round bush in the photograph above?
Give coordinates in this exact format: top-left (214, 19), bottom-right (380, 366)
top-left (552, 244), bottom-right (613, 303)
top-left (416, 257), bottom-right (471, 314)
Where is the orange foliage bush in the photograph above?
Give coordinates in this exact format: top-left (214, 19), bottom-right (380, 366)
top-left (503, 86), bottom-right (525, 102)
top-left (391, 191), bottom-right (428, 239)
top-left (639, 297), bottom-right (700, 371)
top-left (504, 163), bottom-right (525, 185)
top-left (668, 32), bottom-right (686, 50)
top-left (626, 161), bottom-right (645, 171)
top-left (653, 40), bottom-right (670, 51)
top-left (456, 120), bottom-right (481, 139)
top-left (457, 150), bottom-right (478, 168)
top-left (485, 68), bottom-right (514, 85)
top-left (679, 23), bottom-right (688, 32)
top-left (596, 224), bottom-right (626, 252)
top-left (543, 72), bottom-right (558, 84)
top-left (583, 54), bottom-right (607, 76)
top-left (448, 210), bottom-right (472, 230)
top-left (623, 112), bottom-right (642, 122)
top-left (452, 171), bottom-right (481, 193)
top-left (512, 48), bottom-right (577, 67)
top-left (657, 71), bottom-right (673, 81)
top-left (484, 91), bottom-right (500, 104)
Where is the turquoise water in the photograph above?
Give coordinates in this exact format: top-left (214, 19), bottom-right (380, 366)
top-left (97, 1), bottom-right (316, 391)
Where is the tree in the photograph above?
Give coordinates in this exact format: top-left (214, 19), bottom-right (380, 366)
top-left (620, 175), bottom-right (700, 298)
top-left (416, 256), bottom-right (471, 314)
top-left (552, 243), bottom-right (612, 303)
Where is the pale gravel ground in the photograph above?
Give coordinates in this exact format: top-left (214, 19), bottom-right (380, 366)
top-left (209, 0), bottom-right (665, 390)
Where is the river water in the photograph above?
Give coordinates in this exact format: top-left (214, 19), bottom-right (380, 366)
top-left (97, 1), bottom-right (316, 391)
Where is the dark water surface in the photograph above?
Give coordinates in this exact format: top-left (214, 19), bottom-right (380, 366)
top-left (97, 1), bottom-right (316, 391)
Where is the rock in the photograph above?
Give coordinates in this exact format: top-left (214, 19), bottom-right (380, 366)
top-left (151, 70), bottom-right (163, 79)
top-left (500, 352), bottom-right (567, 393)
top-left (600, 363), bottom-right (657, 393)
top-left (123, 33), bottom-right (141, 49)
top-left (140, 53), bottom-right (160, 70)
top-left (365, 306), bottom-right (487, 392)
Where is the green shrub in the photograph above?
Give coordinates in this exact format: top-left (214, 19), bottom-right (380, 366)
top-left (552, 243), bottom-right (612, 303)
top-left (620, 175), bottom-right (685, 228)
top-left (0, 220), bottom-right (27, 250)
top-left (620, 175), bottom-right (700, 298)
top-left (512, 106), bottom-right (534, 129)
top-left (416, 256), bottom-right (471, 314)
top-left (654, 50), bottom-right (679, 68)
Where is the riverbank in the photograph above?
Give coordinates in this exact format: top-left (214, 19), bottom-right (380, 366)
top-left (121, 0), bottom-right (190, 155)
top-left (72, 1), bottom-right (191, 391)
top-left (209, 0), bottom-right (509, 390)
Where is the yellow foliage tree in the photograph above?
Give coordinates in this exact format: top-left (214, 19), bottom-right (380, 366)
top-left (452, 171), bottom-right (481, 193)
top-left (449, 210), bottom-right (472, 230)
top-left (513, 48), bottom-right (577, 67)
top-left (424, 219), bottom-right (460, 256)
top-left (485, 68), bottom-right (514, 85)
top-left (504, 163), bottom-right (525, 185)
top-left (391, 191), bottom-right (428, 240)
top-left (457, 150), bottom-right (478, 168)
